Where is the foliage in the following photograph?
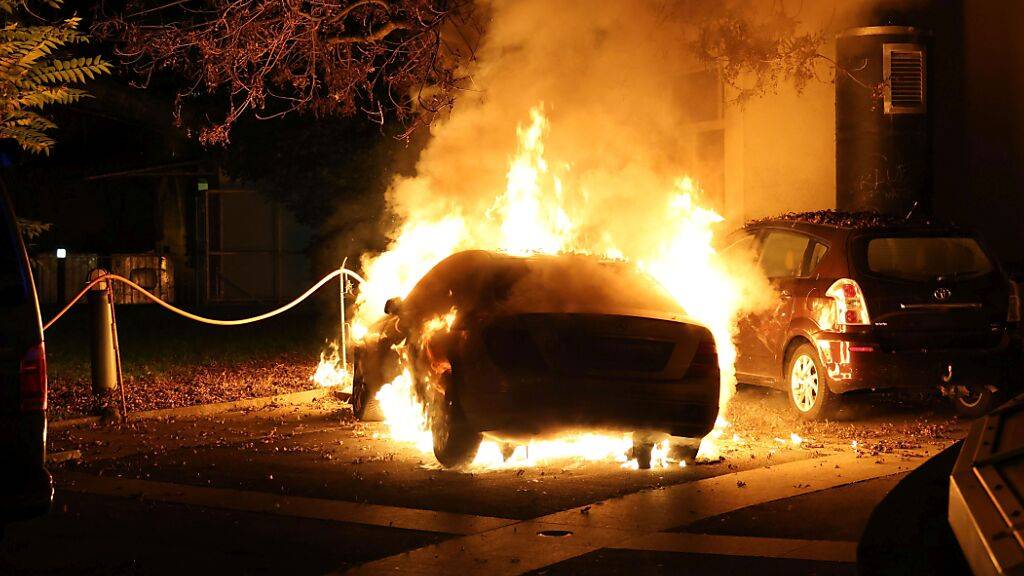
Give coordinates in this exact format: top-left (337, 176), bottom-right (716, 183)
top-left (0, 0), bottom-right (111, 154)
top-left (95, 0), bottom-right (479, 145)
top-left (749, 209), bottom-right (948, 229)
top-left (220, 115), bottom-right (402, 226)
top-left (692, 1), bottom-right (830, 105)
top-left (14, 215), bottom-right (50, 238)
top-left (217, 114), bottom-right (420, 269)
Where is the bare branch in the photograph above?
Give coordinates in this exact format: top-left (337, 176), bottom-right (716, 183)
top-left (327, 20), bottom-right (412, 45)
top-left (93, 0), bottom-right (475, 144)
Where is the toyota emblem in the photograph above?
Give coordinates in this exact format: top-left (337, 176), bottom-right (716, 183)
top-left (933, 288), bottom-right (952, 301)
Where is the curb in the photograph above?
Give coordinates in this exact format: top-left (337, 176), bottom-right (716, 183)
top-left (50, 387), bottom-right (348, 431)
top-left (47, 449), bottom-right (82, 464)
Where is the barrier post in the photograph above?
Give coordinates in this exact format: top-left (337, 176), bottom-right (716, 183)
top-left (56, 254), bottom-right (66, 304)
top-left (87, 269), bottom-right (121, 421)
top-left (339, 259), bottom-right (348, 377)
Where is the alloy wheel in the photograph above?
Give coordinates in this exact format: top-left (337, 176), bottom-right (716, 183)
top-left (790, 354), bottom-right (819, 412)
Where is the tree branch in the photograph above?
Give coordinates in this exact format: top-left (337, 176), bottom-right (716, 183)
top-left (94, 0), bottom-right (474, 144)
top-left (326, 20), bottom-right (412, 45)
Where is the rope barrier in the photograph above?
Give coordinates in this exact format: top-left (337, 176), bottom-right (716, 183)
top-left (43, 268), bottom-right (367, 332)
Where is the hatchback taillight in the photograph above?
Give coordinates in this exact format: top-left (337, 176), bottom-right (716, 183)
top-left (825, 279), bottom-right (871, 326)
top-left (1009, 281), bottom-right (1021, 323)
top-left (19, 343), bottom-right (47, 412)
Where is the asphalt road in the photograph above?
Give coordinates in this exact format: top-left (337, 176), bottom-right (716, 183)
top-left (0, 386), bottom-right (969, 575)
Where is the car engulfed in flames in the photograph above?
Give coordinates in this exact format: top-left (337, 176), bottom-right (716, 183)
top-left (351, 250), bottom-right (720, 468)
top-left (307, 104), bottom-right (779, 471)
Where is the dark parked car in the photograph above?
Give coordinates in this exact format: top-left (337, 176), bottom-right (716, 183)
top-left (0, 189), bottom-right (52, 538)
top-left (727, 212), bottom-right (1020, 419)
top-left (351, 250), bottom-right (720, 468)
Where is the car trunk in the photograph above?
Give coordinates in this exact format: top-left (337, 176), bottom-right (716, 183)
top-left (851, 231), bottom-right (1009, 352)
top-left (484, 313), bottom-right (717, 382)
top-left (468, 312), bottom-right (719, 438)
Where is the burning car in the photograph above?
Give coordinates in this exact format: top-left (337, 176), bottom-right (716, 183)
top-left (728, 211), bottom-right (1020, 419)
top-left (350, 250), bottom-right (720, 468)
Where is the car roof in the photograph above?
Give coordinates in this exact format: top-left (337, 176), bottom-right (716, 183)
top-left (442, 249), bottom-right (630, 268)
top-left (409, 249), bottom-right (688, 321)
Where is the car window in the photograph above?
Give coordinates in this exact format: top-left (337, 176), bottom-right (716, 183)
top-left (865, 236), bottom-right (993, 282)
top-left (758, 231), bottom-right (811, 279)
top-left (808, 242), bottom-right (828, 274)
top-left (404, 251), bottom-right (529, 322)
top-left (402, 260), bottom-right (459, 320)
top-left (722, 233), bottom-right (757, 259)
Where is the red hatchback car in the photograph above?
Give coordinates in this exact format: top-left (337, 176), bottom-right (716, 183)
top-left (728, 212), bottom-right (1020, 420)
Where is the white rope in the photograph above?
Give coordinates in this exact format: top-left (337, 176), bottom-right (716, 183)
top-left (44, 268), bottom-right (366, 331)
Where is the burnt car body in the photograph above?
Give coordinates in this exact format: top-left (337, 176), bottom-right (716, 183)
top-left (0, 189), bottom-right (51, 538)
top-left (728, 212), bottom-right (1020, 419)
top-left (352, 250), bottom-right (720, 467)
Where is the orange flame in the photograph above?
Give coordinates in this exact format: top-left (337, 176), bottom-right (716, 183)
top-left (310, 342), bottom-right (351, 392)
top-left (333, 105), bottom-right (768, 470)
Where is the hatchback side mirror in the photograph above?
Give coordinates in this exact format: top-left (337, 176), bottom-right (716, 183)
top-left (384, 297), bottom-right (403, 316)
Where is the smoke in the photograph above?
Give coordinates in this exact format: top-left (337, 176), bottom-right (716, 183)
top-left (499, 256), bottom-right (683, 317)
top-left (389, 0), bottom-right (704, 248)
top-left (378, 1), bottom-right (770, 295)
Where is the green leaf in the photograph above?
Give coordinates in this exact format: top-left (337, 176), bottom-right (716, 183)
top-left (0, 0), bottom-right (106, 153)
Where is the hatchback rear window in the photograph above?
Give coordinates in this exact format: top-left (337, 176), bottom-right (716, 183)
top-left (865, 236), bottom-right (993, 281)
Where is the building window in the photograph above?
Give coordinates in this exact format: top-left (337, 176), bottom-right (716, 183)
top-left (682, 69), bottom-right (723, 123)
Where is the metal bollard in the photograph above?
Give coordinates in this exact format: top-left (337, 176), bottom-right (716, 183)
top-left (87, 269), bottom-right (121, 420)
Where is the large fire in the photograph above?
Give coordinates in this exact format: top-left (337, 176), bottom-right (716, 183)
top-left (316, 105), bottom-right (767, 470)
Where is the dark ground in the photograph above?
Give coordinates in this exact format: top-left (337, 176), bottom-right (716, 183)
top-left (0, 384), bottom-right (971, 575)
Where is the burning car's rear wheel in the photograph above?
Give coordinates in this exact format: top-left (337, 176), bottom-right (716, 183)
top-left (786, 343), bottom-right (837, 420)
top-left (351, 356), bottom-right (384, 422)
top-left (429, 386), bottom-right (481, 468)
top-left (631, 438), bottom-right (654, 469)
top-left (670, 438), bottom-right (702, 463)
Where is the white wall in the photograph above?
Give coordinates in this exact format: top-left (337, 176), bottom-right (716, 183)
top-left (721, 0), bottom-right (912, 225)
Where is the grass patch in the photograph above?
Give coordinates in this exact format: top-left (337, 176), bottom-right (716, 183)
top-left (42, 302), bottom-right (336, 420)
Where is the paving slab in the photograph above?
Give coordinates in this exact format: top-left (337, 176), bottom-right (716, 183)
top-left (341, 451), bottom-right (933, 576)
top-left (525, 548), bottom-right (858, 576)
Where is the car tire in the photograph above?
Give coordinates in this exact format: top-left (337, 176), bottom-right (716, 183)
top-left (786, 343), bottom-right (838, 421)
top-left (351, 355), bottom-right (384, 422)
top-left (632, 438), bottom-right (654, 469)
top-left (429, 385), bottom-right (481, 468)
top-left (500, 443), bottom-right (517, 462)
top-left (952, 386), bottom-right (1000, 418)
top-left (670, 438), bottom-right (701, 463)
